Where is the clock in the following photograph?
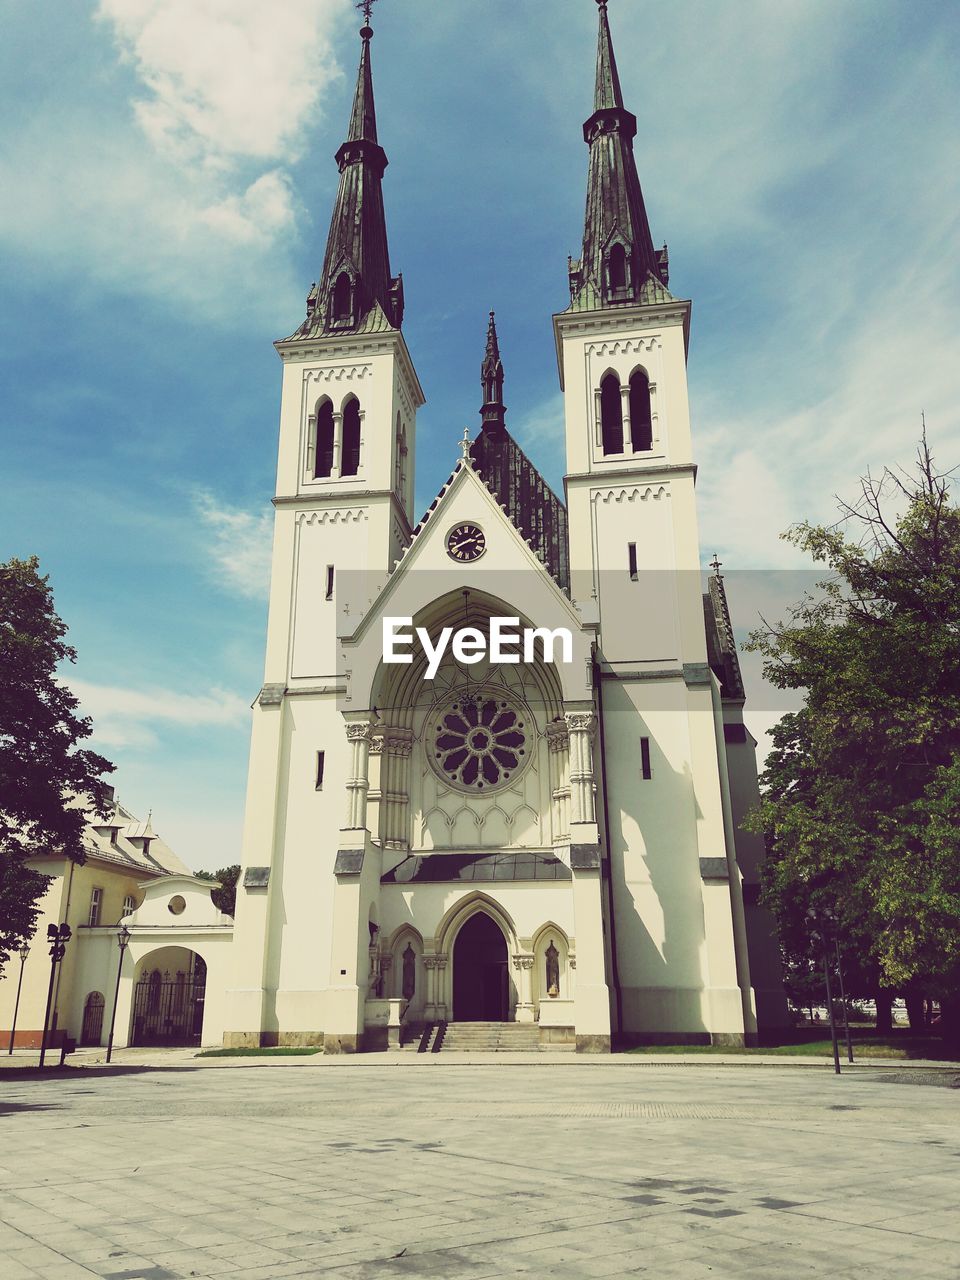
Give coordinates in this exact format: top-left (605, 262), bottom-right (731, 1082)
top-left (446, 523), bottom-right (486, 562)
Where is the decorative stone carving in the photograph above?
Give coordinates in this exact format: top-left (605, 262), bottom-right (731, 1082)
top-left (565, 711), bottom-right (597, 825)
top-left (343, 721), bottom-right (374, 829)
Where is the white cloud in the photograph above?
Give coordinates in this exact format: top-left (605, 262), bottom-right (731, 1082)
top-left (71, 678), bottom-right (249, 750)
top-left (95, 0), bottom-right (345, 167)
top-left (0, 0), bottom-right (350, 322)
top-left (194, 491), bottom-right (272, 600)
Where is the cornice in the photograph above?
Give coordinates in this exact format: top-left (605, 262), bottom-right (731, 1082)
top-left (275, 328), bottom-right (425, 408)
top-left (552, 298), bottom-right (692, 388)
top-left (565, 461), bottom-right (697, 485)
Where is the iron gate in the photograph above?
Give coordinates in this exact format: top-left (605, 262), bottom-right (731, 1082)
top-left (130, 973), bottom-right (206, 1047)
top-left (81, 992), bottom-right (105, 1046)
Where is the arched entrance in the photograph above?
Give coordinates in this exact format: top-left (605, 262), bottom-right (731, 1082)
top-left (130, 949), bottom-right (207, 1047)
top-left (453, 913), bottom-right (509, 1021)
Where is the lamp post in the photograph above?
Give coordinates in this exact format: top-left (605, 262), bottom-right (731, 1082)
top-left (106, 923), bottom-right (131, 1063)
top-left (7, 942), bottom-right (31, 1054)
top-left (806, 908), bottom-right (841, 1076)
top-left (39, 923), bottom-right (71, 1069)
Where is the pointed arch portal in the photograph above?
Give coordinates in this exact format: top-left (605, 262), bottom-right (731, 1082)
top-left (452, 911), bottom-right (509, 1021)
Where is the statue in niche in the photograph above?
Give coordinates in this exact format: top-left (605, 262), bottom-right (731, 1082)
top-left (545, 941), bottom-right (560, 998)
top-left (402, 943), bottom-right (416, 1001)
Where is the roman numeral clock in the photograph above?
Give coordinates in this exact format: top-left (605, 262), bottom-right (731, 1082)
top-left (446, 523), bottom-right (486, 562)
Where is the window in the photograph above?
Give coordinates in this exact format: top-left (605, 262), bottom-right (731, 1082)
top-left (316, 750), bottom-right (326, 790)
top-left (628, 542), bottom-right (638, 581)
top-left (332, 272), bottom-right (352, 325)
top-left (608, 242), bottom-right (627, 292)
top-left (88, 887), bottom-right (102, 927)
top-left (315, 400), bottom-right (334, 478)
top-left (341, 398), bottom-right (361, 477)
top-left (600, 373), bottom-right (623, 456)
top-left (325, 564), bottom-right (334, 601)
top-left (641, 737), bottom-right (652, 780)
top-left (629, 369), bottom-right (653, 451)
top-left (122, 894), bottom-right (136, 917)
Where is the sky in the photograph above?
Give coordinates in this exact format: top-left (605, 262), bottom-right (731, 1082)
top-left (1, 0), bottom-right (958, 871)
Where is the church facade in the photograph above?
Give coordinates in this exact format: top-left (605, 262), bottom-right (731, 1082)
top-left (224, 2), bottom-right (787, 1052)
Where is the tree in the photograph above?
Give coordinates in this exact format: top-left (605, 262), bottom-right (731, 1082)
top-left (0, 557), bottom-right (114, 974)
top-left (196, 865), bottom-right (240, 916)
top-left (745, 440), bottom-right (960, 1047)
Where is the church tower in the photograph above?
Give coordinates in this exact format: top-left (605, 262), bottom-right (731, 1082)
top-left (556, 0), bottom-right (759, 1044)
top-left (224, 9), bottom-right (424, 1048)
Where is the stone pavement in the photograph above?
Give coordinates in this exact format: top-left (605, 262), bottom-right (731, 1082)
top-left (1, 1061), bottom-right (958, 1279)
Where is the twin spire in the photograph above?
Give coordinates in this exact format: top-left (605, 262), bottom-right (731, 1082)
top-left (568, 0), bottom-right (670, 310)
top-left (296, 1), bottom-right (667, 341)
top-left (297, 7), bottom-right (403, 338)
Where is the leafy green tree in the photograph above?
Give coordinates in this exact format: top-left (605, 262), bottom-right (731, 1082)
top-left (0, 557), bottom-right (114, 974)
top-left (196, 864), bottom-right (240, 916)
top-left (746, 440), bottom-right (960, 1047)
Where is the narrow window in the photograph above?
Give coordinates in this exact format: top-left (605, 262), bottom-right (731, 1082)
top-left (88, 887), bottom-right (102, 927)
top-left (122, 894), bottom-right (136, 917)
top-left (630, 369), bottom-right (653, 451)
top-left (325, 564), bottom-right (334, 601)
top-left (640, 737), bottom-right (652, 780)
top-left (600, 373), bottom-right (623, 456)
top-left (341, 398), bottom-right (361, 477)
top-left (315, 400), bottom-right (334, 478)
top-left (608, 242), bottom-right (627, 292)
top-left (628, 542), bottom-right (638, 581)
top-left (332, 272), bottom-right (352, 324)
top-left (315, 750), bottom-right (325, 790)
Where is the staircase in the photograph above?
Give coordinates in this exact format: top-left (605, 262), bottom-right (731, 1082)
top-left (439, 1021), bottom-right (542, 1052)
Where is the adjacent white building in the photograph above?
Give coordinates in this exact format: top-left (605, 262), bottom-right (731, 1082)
top-left (223, 2), bottom-right (788, 1052)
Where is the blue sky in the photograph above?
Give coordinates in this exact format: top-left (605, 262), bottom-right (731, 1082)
top-left (1, 0), bottom-right (958, 870)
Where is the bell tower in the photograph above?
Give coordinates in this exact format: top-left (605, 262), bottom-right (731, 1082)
top-left (554, 0), bottom-right (756, 1047)
top-left (225, 4), bottom-right (424, 1048)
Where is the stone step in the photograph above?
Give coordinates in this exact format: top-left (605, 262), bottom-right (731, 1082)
top-left (441, 1022), bottom-right (541, 1052)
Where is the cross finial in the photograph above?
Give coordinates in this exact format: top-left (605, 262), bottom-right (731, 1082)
top-left (458, 426), bottom-right (472, 461)
top-left (357, 0), bottom-right (378, 33)
top-left (710, 555), bottom-right (723, 577)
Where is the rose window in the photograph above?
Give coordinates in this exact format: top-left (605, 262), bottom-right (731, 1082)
top-left (430, 694), bottom-right (528, 792)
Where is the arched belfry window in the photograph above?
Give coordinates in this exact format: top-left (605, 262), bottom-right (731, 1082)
top-left (608, 242), bottom-right (628, 293)
top-left (341, 397), bottom-right (361, 477)
top-left (600, 372), bottom-right (623, 456)
top-left (629, 369), bottom-right (653, 451)
top-left (332, 272), bottom-right (352, 325)
top-left (315, 399), bottom-right (334, 478)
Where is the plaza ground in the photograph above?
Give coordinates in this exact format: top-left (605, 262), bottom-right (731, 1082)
top-left (1, 1059), bottom-right (958, 1279)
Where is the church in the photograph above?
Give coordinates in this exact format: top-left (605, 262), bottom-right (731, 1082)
top-left (223, 0), bottom-right (787, 1053)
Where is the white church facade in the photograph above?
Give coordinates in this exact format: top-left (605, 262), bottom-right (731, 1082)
top-left (222, 1), bottom-right (788, 1053)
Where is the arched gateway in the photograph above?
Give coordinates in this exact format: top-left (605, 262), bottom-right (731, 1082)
top-left (452, 913), bottom-right (509, 1021)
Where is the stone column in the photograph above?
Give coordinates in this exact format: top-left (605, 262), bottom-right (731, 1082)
top-left (620, 383), bottom-right (632, 453)
top-left (383, 730), bottom-right (413, 848)
top-left (332, 412), bottom-right (343, 476)
top-left (344, 721), bottom-right (373, 831)
top-left (423, 955), bottom-right (438, 1020)
top-left (513, 954), bottom-right (535, 1023)
top-left (565, 711), bottom-right (597, 825)
top-left (434, 956), bottom-right (449, 1021)
top-left (546, 721), bottom-right (570, 842)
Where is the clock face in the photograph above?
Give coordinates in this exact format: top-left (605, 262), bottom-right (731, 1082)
top-left (446, 523), bottom-right (486, 563)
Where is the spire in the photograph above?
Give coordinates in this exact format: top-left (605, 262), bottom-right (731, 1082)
top-left (568, 1), bottom-right (671, 311)
top-left (594, 0), bottom-right (625, 111)
top-left (297, 3), bottom-right (404, 338)
top-left (480, 311), bottom-right (506, 433)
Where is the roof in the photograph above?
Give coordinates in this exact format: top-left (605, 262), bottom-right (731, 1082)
top-left (703, 570), bottom-right (746, 701)
top-left (382, 852), bottom-right (571, 885)
top-left (81, 799), bottom-right (192, 877)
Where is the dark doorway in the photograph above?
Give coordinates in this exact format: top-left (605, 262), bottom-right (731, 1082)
top-left (453, 912), bottom-right (509, 1021)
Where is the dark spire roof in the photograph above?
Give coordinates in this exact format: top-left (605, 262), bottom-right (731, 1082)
top-left (469, 315), bottom-right (569, 587)
top-left (567, 1), bottom-right (672, 312)
top-left (480, 311), bottom-right (506, 434)
top-left (292, 15), bottom-right (404, 339)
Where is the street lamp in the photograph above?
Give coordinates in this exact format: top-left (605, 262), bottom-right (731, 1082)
top-left (105, 923), bottom-right (131, 1063)
top-left (39, 923), bottom-right (71, 1069)
top-left (7, 942), bottom-right (31, 1054)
